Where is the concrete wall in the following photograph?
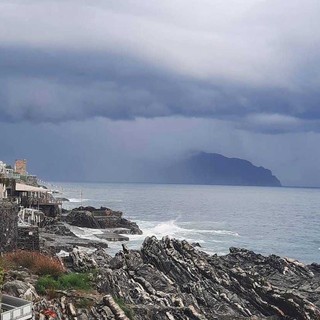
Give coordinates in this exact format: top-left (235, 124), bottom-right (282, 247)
top-left (0, 201), bottom-right (18, 253)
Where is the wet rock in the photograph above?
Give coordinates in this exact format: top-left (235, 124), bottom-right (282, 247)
top-left (64, 210), bottom-right (101, 229)
top-left (41, 221), bottom-right (77, 237)
top-left (63, 207), bottom-right (143, 235)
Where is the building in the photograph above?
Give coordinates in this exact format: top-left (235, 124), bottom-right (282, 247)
top-left (0, 178), bottom-right (15, 200)
top-left (0, 161), bottom-right (6, 175)
top-left (14, 159), bottom-right (27, 176)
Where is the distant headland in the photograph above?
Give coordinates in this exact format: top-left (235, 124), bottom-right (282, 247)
top-left (161, 152), bottom-right (282, 187)
top-left (131, 152), bottom-right (282, 187)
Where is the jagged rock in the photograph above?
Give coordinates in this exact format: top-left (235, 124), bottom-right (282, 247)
top-left (3, 279), bottom-right (39, 301)
top-left (6, 236), bottom-right (319, 320)
top-left (63, 207), bottom-right (143, 235)
top-left (41, 221), bottom-right (77, 237)
top-left (64, 211), bottom-right (101, 229)
top-left (66, 247), bottom-right (98, 272)
top-left (95, 236), bottom-right (320, 320)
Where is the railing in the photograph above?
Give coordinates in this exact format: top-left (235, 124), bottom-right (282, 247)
top-left (20, 196), bottom-right (62, 207)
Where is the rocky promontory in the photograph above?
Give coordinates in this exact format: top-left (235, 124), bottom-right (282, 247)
top-left (92, 237), bottom-right (320, 319)
top-left (39, 206), bottom-right (142, 254)
top-left (5, 237), bottom-right (318, 320)
top-left (63, 206), bottom-right (142, 235)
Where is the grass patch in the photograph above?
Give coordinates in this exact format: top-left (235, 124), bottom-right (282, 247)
top-left (114, 297), bottom-right (135, 320)
top-left (36, 273), bottom-right (92, 295)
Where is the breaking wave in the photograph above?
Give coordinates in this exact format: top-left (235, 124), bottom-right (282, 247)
top-left (68, 198), bottom-right (90, 203)
top-left (129, 219), bottom-right (239, 243)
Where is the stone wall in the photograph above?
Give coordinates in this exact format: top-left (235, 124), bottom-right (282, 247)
top-left (17, 226), bottom-right (40, 251)
top-left (0, 201), bottom-right (18, 252)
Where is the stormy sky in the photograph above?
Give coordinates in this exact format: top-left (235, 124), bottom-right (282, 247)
top-left (1, 0), bottom-right (320, 186)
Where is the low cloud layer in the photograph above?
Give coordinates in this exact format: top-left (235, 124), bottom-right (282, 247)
top-left (1, 1), bottom-right (320, 186)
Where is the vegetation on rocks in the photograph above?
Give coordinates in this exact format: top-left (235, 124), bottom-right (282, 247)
top-left (36, 273), bottom-right (92, 295)
top-left (113, 297), bottom-right (135, 319)
top-left (0, 266), bottom-right (4, 287)
top-left (3, 250), bottom-right (65, 277)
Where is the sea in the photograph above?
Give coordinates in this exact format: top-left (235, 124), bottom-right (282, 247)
top-left (52, 182), bottom-right (320, 264)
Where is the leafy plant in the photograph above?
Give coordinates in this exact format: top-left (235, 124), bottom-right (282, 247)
top-left (35, 275), bottom-right (59, 294)
top-left (58, 273), bottom-right (91, 291)
top-left (36, 273), bottom-right (92, 295)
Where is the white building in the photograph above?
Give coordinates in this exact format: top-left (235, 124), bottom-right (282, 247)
top-left (0, 161), bottom-right (6, 174)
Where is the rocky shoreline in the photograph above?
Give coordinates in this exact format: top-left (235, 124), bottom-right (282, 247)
top-left (2, 236), bottom-right (320, 319)
top-left (1, 204), bottom-right (320, 319)
top-left (39, 206), bottom-right (142, 253)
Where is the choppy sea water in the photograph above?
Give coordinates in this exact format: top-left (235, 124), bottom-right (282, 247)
top-left (52, 182), bottom-right (320, 263)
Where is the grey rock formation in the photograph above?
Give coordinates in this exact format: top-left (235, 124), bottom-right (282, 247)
top-left (3, 280), bottom-right (39, 301)
top-left (64, 210), bottom-right (101, 228)
top-left (64, 207), bottom-right (143, 235)
top-left (93, 237), bottom-right (320, 320)
top-left (68, 247), bottom-right (98, 272)
top-left (3, 236), bottom-right (319, 319)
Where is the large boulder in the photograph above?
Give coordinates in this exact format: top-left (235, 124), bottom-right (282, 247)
top-left (2, 280), bottom-right (39, 301)
top-left (64, 210), bottom-right (101, 228)
top-left (64, 207), bottom-right (142, 235)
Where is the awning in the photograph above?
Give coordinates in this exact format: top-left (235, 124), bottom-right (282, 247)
top-left (15, 183), bottom-right (49, 193)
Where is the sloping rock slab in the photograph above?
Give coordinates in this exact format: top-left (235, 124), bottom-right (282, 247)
top-left (95, 237), bottom-right (320, 320)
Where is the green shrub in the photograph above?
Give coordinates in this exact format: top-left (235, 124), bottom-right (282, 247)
top-left (35, 275), bottom-right (59, 294)
top-left (58, 273), bottom-right (91, 291)
top-left (36, 273), bottom-right (92, 295)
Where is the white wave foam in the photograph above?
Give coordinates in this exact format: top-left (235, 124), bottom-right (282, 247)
top-left (63, 220), bottom-right (238, 256)
top-left (68, 198), bottom-right (90, 203)
top-left (196, 229), bottom-right (240, 236)
top-left (67, 224), bottom-right (104, 238)
top-left (129, 220), bottom-right (239, 243)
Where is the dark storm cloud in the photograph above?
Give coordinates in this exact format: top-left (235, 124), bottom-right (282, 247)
top-left (0, 1), bottom-right (320, 133)
top-left (0, 46), bottom-right (320, 133)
